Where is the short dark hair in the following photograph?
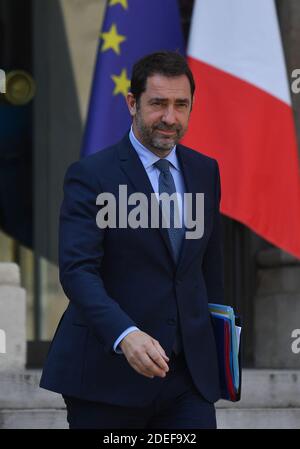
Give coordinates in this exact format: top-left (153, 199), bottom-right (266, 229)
top-left (130, 51), bottom-right (195, 104)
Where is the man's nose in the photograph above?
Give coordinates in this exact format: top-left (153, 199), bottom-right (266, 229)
top-left (161, 106), bottom-right (176, 125)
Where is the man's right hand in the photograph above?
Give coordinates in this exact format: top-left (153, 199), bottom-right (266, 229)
top-left (119, 330), bottom-right (170, 379)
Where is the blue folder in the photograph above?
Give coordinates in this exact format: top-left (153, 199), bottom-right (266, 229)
top-left (209, 303), bottom-right (242, 402)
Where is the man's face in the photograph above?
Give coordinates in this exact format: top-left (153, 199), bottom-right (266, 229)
top-left (127, 74), bottom-right (193, 156)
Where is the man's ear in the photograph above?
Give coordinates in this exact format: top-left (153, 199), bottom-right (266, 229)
top-left (126, 92), bottom-right (137, 117)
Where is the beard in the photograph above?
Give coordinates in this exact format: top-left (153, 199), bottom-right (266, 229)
top-left (134, 111), bottom-right (187, 153)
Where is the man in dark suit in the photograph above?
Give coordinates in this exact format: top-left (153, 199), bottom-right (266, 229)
top-left (40, 51), bottom-right (224, 429)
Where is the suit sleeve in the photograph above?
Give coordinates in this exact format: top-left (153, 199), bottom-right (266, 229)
top-left (59, 161), bottom-right (137, 355)
top-left (202, 159), bottom-right (225, 305)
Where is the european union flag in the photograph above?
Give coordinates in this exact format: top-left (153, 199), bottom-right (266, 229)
top-left (81, 0), bottom-right (185, 157)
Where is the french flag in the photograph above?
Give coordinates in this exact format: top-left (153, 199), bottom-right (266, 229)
top-left (182, 0), bottom-right (300, 259)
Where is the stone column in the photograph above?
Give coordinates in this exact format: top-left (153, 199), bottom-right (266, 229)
top-left (254, 249), bottom-right (300, 368)
top-left (0, 263), bottom-right (26, 371)
top-left (276, 0), bottom-right (300, 151)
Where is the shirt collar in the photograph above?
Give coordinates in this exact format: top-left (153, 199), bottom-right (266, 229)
top-left (129, 126), bottom-right (180, 171)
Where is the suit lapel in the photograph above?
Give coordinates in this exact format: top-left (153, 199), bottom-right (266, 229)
top-left (175, 145), bottom-right (206, 274)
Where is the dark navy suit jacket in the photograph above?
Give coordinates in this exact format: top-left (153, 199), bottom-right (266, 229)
top-left (40, 133), bottom-right (224, 406)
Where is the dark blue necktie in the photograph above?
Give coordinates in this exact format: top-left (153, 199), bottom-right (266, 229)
top-left (154, 159), bottom-right (185, 263)
top-left (154, 158), bottom-right (184, 354)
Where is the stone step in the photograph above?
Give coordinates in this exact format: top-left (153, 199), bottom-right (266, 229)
top-left (217, 408), bottom-right (300, 429)
top-left (1, 369), bottom-right (300, 429)
top-left (0, 408), bottom-right (299, 429)
top-left (1, 369), bottom-right (300, 409)
top-left (0, 409), bottom-right (68, 429)
top-left (216, 368), bottom-right (300, 409)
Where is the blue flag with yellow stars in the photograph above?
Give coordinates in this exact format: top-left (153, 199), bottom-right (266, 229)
top-left (81, 0), bottom-right (185, 156)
